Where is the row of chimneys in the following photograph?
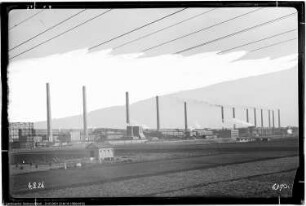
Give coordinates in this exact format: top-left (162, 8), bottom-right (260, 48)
top-left (46, 84), bottom-right (135, 141)
top-left (46, 83), bottom-right (281, 141)
top-left (221, 106), bottom-right (281, 128)
top-left (46, 83), bottom-right (88, 142)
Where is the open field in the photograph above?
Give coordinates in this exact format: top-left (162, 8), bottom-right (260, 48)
top-left (18, 157), bottom-right (297, 198)
top-left (9, 137), bottom-right (297, 164)
top-left (9, 137), bottom-right (299, 198)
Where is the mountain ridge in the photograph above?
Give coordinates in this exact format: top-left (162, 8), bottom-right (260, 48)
top-left (34, 67), bottom-right (298, 129)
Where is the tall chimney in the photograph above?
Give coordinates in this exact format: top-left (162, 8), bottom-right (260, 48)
top-left (272, 110), bottom-right (275, 128)
top-left (184, 102), bottom-right (188, 131)
top-left (268, 109), bottom-right (271, 128)
top-left (261, 109), bottom-right (264, 127)
top-left (232, 107), bottom-right (236, 129)
top-left (82, 86), bottom-right (88, 141)
top-left (253, 108), bottom-right (257, 127)
top-left (46, 83), bottom-right (53, 142)
top-left (126, 92), bottom-right (130, 125)
top-left (221, 106), bottom-right (224, 123)
top-left (278, 109), bottom-right (281, 128)
top-left (246, 108), bottom-right (249, 123)
top-left (156, 96), bottom-right (160, 130)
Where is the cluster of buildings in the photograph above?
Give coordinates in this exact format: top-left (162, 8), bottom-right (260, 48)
top-left (8, 121), bottom-right (298, 150)
top-left (9, 122), bottom-right (93, 149)
top-left (144, 126), bottom-right (298, 140)
top-left (8, 122), bottom-right (148, 149)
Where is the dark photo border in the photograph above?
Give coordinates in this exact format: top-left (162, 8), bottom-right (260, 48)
top-left (1, 1), bottom-right (305, 205)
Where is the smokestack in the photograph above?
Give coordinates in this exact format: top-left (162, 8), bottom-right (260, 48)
top-left (221, 106), bottom-right (224, 123)
top-left (184, 102), bottom-right (188, 131)
top-left (46, 83), bottom-right (53, 142)
top-left (268, 109), bottom-right (271, 128)
top-left (254, 108), bottom-right (257, 127)
top-left (261, 109), bottom-right (264, 127)
top-left (232, 107), bottom-right (236, 129)
top-left (278, 109), bottom-right (281, 128)
top-left (126, 92), bottom-right (130, 125)
top-left (82, 86), bottom-right (88, 141)
top-left (272, 110), bottom-right (275, 128)
top-left (246, 108), bottom-right (249, 123)
top-left (156, 96), bottom-right (160, 131)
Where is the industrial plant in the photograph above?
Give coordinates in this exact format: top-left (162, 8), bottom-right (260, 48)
top-left (9, 83), bottom-right (299, 150)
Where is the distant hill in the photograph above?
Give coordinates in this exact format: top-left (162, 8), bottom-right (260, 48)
top-left (34, 67), bottom-right (299, 129)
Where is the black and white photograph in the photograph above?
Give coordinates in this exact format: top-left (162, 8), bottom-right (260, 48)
top-left (1, 1), bottom-right (304, 205)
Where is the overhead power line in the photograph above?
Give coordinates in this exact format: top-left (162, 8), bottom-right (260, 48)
top-left (10, 9), bottom-right (112, 60)
top-left (175, 12), bottom-right (296, 54)
top-left (9, 9), bottom-right (44, 30)
top-left (250, 37), bottom-right (297, 53)
top-left (89, 8), bottom-right (187, 51)
top-left (218, 28), bottom-right (297, 54)
top-left (10, 9), bottom-right (87, 51)
top-left (113, 8), bottom-right (217, 50)
top-left (142, 8), bottom-right (262, 53)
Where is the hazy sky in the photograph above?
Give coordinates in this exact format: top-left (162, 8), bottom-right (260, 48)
top-left (7, 7), bottom-right (298, 122)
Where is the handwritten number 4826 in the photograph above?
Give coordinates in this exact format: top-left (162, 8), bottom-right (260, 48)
top-left (28, 181), bottom-right (44, 190)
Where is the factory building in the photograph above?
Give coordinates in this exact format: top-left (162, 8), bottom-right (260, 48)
top-left (35, 129), bottom-right (75, 142)
top-left (9, 122), bottom-right (34, 142)
top-left (126, 126), bottom-right (146, 140)
top-left (35, 129), bottom-right (61, 141)
top-left (92, 128), bottom-right (125, 141)
top-left (9, 122), bottom-right (35, 149)
top-left (86, 142), bottom-right (114, 161)
top-left (70, 130), bottom-right (82, 142)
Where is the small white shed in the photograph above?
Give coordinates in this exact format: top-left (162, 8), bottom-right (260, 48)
top-left (86, 142), bottom-right (114, 161)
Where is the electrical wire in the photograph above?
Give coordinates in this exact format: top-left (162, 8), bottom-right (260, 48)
top-left (88, 8), bottom-right (187, 51)
top-left (113, 8), bottom-right (217, 50)
top-left (9, 9), bottom-right (44, 30)
top-left (142, 8), bottom-right (262, 53)
top-left (218, 28), bottom-right (297, 54)
top-left (249, 37), bottom-right (297, 53)
top-left (10, 9), bottom-right (87, 51)
top-left (175, 12), bottom-right (296, 54)
top-left (10, 9), bottom-right (112, 60)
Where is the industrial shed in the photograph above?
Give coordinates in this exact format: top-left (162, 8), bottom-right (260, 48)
top-left (86, 142), bottom-right (114, 161)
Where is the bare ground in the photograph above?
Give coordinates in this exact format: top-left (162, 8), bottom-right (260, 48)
top-left (19, 156), bottom-right (298, 198)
